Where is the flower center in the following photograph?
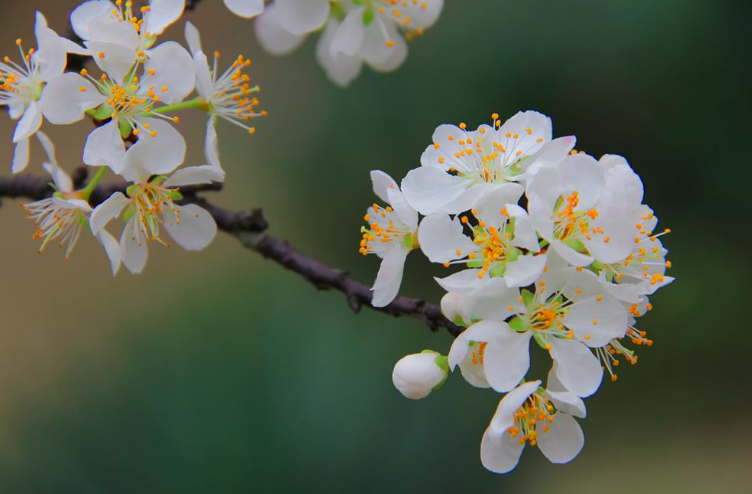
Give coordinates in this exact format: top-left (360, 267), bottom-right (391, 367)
top-left (360, 203), bottom-right (413, 256)
top-left (0, 39), bottom-right (43, 103)
top-left (507, 392), bottom-right (554, 447)
top-left (23, 197), bottom-right (88, 259)
top-left (127, 181), bottom-right (181, 246)
top-left (209, 52), bottom-right (265, 135)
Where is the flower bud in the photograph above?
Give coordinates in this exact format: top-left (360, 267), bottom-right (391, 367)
top-left (392, 351), bottom-right (449, 399)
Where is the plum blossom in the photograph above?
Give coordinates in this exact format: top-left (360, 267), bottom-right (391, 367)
top-left (392, 350), bottom-right (448, 399)
top-left (89, 135), bottom-right (219, 274)
top-left (402, 112), bottom-right (574, 215)
top-left (256, 0), bottom-right (445, 87)
top-left (360, 170), bottom-right (419, 307)
top-left (40, 31), bottom-right (194, 173)
top-left (184, 22), bottom-right (266, 176)
top-left (417, 187), bottom-right (548, 288)
top-left (480, 378), bottom-right (585, 474)
top-left (1, 13), bottom-right (87, 173)
top-left (21, 132), bottom-right (121, 273)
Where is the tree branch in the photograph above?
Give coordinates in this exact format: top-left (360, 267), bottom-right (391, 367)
top-left (0, 174), bottom-right (463, 337)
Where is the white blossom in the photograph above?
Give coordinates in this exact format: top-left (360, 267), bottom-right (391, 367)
top-left (89, 136), bottom-right (218, 274)
top-left (360, 171), bottom-right (419, 307)
top-left (21, 132), bottom-right (121, 274)
top-left (480, 377), bottom-right (585, 474)
top-left (1, 13), bottom-right (87, 173)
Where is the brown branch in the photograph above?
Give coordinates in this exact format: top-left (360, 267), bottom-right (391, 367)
top-left (0, 174), bottom-right (463, 337)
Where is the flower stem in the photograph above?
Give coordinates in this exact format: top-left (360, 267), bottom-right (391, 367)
top-left (80, 166), bottom-right (108, 201)
top-left (150, 98), bottom-right (209, 115)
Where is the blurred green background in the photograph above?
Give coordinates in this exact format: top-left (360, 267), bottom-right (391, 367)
top-left (1, 0), bottom-right (750, 492)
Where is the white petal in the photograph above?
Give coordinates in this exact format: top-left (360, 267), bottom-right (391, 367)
top-left (276, 0), bottom-right (330, 35)
top-left (448, 320), bottom-right (508, 370)
top-left (224, 0), bottom-right (265, 18)
top-left (41, 73), bottom-right (106, 124)
top-left (143, 42), bottom-right (196, 104)
top-left (563, 296), bottom-right (628, 347)
top-left (85, 40), bottom-right (137, 83)
top-left (330, 6), bottom-right (366, 58)
top-left (95, 229), bottom-right (122, 276)
top-left (371, 246), bottom-right (409, 307)
top-left (546, 390), bottom-right (586, 419)
top-left (120, 219), bottom-right (148, 274)
top-left (537, 413), bottom-right (584, 464)
top-left (504, 254), bottom-right (547, 288)
top-left (145, 0), bottom-right (185, 35)
top-left (71, 0), bottom-right (116, 40)
top-left (87, 15), bottom-right (138, 48)
top-left (121, 119), bottom-right (186, 181)
top-left (418, 214), bottom-right (476, 264)
top-left (90, 191), bottom-right (129, 235)
top-left (480, 427), bottom-right (525, 474)
top-left (361, 16), bottom-right (407, 71)
top-left (370, 170), bottom-right (398, 204)
top-left (184, 21), bottom-right (202, 55)
top-left (11, 138), bottom-right (30, 174)
top-left (456, 278), bottom-right (523, 322)
top-left (401, 166), bottom-right (470, 215)
top-left (203, 117), bottom-right (223, 174)
top-left (560, 154), bottom-right (604, 211)
top-left (12, 102), bottom-right (42, 143)
top-left (163, 165), bottom-right (223, 187)
top-left (435, 268), bottom-right (486, 295)
top-left (506, 203), bottom-right (540, 252)
top-left (550, 239), bottom-right (594, 267)
top-left (83, 121), bottom-right (126, 171)
top-left (473, 185), bottom-right (525, 228)
top-left (193, 52), bottom-right (214, 101)
top-left (163, 204), bottom-right (217, 251)
top-left (255, 3), bottom-right (306, 55)
top-left (42, 162), bottom-right (74, 194)
top-left (549, 338), bottom-right (602, 397)
top-left (484, 330), bottom-right (533, 393)
top-left (496, 381), bottom-right (542, 424)
top-left (315, 19), bottom-right (362, 87)
top-left (387, 187), bottom-right (418, 231)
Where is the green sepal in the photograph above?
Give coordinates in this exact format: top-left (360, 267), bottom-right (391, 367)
top-left (363, 5), bottom-right (375, 25)
top-left (87, 105), bottom-right (114, 121)
top-left (151, 175), bottom-right (169, 186)
top-left (521, 289), bottom-right (534, 309)
top-left (77, 209), bottom-right (89, 226)
top-left (119, 118), bottom-right (132, 139)
top-left (169, 191), bottom-right (184, 201)
top-left (533, 332), bottom-right (549, 350)
top-left (507, 247), bottom-right (522, 262)
top-left (330, 1), bottom-right (346, 21)
top-left (490, 263), bottom-right (506, 278)
top-left (563, 237), bottom-right (587, 253)
top-left (126, 184), bottom-right (141, 198)
top-left (123, 205), bottom-right (134, 223)
top-left (52, 191), bottom-right (64, 199)
top-left (467, 260), bottom-right (484, 268)
top-left (509, 316), bottom-right (527, 332)
top-left (433, 354), bottom-right (449, 373)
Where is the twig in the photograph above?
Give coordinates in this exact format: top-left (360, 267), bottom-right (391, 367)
top-left (0, 174), bottom-right (463, 337)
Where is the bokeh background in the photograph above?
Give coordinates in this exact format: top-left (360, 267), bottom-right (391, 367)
top-left (1, 0), bottom-right (750, 492)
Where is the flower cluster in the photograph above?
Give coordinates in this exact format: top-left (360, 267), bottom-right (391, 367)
top-left (3, 0), bottom-right (265, 274)
top-left (250, 0), bottom-right (444, 87)
top-left (364, 111), bottom-right (674, 472)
